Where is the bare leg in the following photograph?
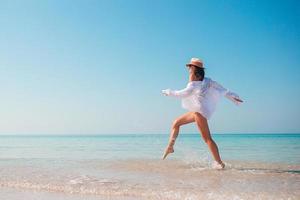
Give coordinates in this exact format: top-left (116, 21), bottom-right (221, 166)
top-left (193, 112), bottom-right (225, 168)
top-left (162, 112), bottom-right (195, 159)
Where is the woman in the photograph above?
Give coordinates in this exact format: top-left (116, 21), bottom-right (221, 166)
top-left (161, 58), bottom-right (243, 169)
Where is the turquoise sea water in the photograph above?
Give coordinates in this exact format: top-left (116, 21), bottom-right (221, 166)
top-left (1, 133), bottom-right (299, 164)
top-left (0, 133), bottom-right (299, 199)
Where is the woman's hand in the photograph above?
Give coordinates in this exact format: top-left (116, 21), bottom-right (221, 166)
top-left (162, 89), bottom-right (171, 96)
top-left (233, 97), bottom-right (243, 103)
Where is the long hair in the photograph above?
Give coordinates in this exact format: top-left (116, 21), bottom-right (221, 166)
top-left (194, 67), bottom-right (205, 81)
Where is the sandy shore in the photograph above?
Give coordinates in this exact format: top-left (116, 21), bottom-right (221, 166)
top-left (0, 187), bottom-right (138, 200)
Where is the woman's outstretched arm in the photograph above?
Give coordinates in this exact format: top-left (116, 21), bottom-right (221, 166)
top-left (162, 82), bottom-right (195, 98)
top-left (210, 79), bottom-right (243, 105)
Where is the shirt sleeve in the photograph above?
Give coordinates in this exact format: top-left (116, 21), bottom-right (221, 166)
top-left (210, 79), bottom-right (241, 105)
top-left (168, 82), bottom-right (195, 98)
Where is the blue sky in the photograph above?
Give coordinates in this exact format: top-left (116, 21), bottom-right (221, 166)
top-left (0, 0), bottom-right (299, 134)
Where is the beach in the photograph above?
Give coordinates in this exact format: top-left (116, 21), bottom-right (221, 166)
top-left (1, 0), bottom-right (299, 199)
top-left (0, 134), bottom-right (299, 200)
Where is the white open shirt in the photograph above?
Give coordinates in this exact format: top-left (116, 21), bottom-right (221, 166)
top-left (164, 77), bottom-right (241, 120)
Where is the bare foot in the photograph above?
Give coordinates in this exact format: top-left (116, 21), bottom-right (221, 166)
top-left (162, 146), bottom-right (174, 160)
top-left (220, 162), bottom-right (225, 169)
top-left (212, 161), bottom-right (225, 170)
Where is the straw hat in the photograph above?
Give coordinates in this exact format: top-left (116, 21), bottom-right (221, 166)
top-left (186, 58), bottom-right (204, 68)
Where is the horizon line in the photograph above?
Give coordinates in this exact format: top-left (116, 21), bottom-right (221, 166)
top-left (0, 132), bottom-right (299, 136)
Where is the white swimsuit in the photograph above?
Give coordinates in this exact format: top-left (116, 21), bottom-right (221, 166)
top-left (164, 77), bottom-right (241, 120)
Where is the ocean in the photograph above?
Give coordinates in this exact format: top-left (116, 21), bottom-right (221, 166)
top-left (0, 133), bottom-right (299, 200)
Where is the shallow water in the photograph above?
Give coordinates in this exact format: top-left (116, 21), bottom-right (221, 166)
top-left (0, 134), bottom-right (299, 199)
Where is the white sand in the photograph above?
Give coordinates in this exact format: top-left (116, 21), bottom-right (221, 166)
top-left (0, 187), bottom-right (139, 200)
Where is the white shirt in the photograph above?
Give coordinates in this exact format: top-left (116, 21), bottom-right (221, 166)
top-left (163, 77), bottom-right (241, 120)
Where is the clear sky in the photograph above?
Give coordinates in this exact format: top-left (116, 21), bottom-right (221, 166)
top-left (0, 0), bottom-right (299, 135)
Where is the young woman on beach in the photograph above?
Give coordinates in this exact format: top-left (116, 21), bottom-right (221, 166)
top-left (161, 58), bottom-right (243, 169)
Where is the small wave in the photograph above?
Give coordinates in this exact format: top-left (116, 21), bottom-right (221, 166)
top-left (0, 159), bottom-right (299, 200)
top-left (106, 158), bottom-right (300, 175)
top-left (1, 179), bottom-right (299, 200)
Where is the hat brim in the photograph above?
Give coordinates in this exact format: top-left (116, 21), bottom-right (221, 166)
top-left (186, 64), bottom-right (205, 69)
